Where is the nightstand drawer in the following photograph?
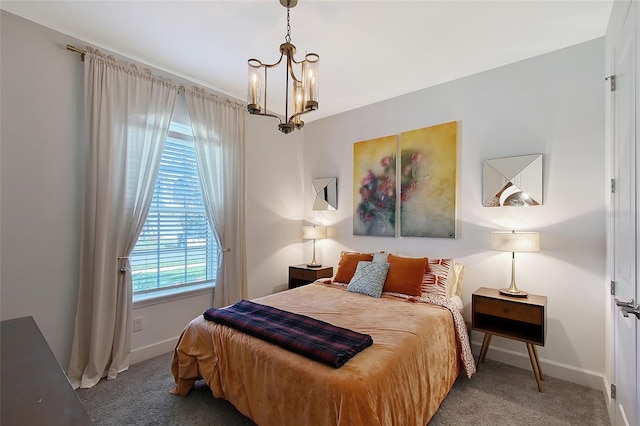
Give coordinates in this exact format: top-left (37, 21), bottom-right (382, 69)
top-left (474, 296), bottom-right (543, 325)
top-left (290, 268), bottom-right (317, 281)
top-left (288, 265), bottom-right (333, 289)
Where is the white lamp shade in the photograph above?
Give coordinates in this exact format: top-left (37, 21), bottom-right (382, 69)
top-left (491, 231), bottom-right (540, 252)
top-left (302, 225), bottom-right (327, 240)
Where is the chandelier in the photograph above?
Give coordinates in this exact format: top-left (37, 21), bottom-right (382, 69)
top-left (247, 0), bottom-right (319, 134)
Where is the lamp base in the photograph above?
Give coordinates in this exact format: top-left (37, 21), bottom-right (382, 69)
top-left (306, 263), bottom-right (322, 268)
top-left (499, 288), bottom-right (529, 298)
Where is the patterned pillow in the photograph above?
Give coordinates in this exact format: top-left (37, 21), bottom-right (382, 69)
top-left (421, 258), bottom-right (454, 297)
top-left (347, 261), bottom-right (390, 298)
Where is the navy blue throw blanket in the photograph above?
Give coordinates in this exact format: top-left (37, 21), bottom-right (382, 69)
top-left (203, 300), bottom-right (373, 368)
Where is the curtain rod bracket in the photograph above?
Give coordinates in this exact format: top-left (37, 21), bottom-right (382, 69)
top-left (66, 44), bottom-right (85, 61)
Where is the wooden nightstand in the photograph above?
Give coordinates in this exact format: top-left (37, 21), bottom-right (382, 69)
top-left (472, 287), bottom-right (547, 392)
top-left (288, 264), bottom-right (333, 289)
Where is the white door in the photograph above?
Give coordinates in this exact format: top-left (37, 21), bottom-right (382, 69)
top-left (612, 2), bottom-right (638, 425)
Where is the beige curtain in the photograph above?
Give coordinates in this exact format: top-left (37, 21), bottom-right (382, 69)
top-left (68, 48), bottom-right (177, 388)
top-left (184, 87), bottom-right (246, 307)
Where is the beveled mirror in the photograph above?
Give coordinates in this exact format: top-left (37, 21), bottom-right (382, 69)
top-left (483, 154), bottom-right (542, 207)
top-left (312, 177), bottom-right (338, 210)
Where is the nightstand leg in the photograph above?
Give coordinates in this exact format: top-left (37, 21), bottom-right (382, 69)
top-left (527, 343), bottom-right (544, 392)
top-left (479, 333), bottom-right (492, 364)
top-left (532, 344), bottom-right (544, 380)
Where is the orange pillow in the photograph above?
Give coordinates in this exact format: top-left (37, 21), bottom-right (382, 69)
top-left (383, 254), bottom-right (429, 296)
top-left (334, 252), bottom-right (374, 283)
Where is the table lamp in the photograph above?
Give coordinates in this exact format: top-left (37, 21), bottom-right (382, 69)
top-left (302, 225), bottom-right (327, 267)
top-left (491, 230), bottom-right (540, 297)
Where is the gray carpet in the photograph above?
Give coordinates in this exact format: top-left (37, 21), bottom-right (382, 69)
top-left (76, 352), bottom-right (611, 426)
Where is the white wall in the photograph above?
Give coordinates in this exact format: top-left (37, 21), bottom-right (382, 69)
top-left (303, 38), bottom-right (607, 389)
top-left (244, 115), bottom-right (305, 300)
top-left (1, 10), bottom-right (83, 367)
top-left (0, 11), bottom-right (304, 367)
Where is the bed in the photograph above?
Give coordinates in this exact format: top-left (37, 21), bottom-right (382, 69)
top-left (171, 254), bottom-right (475, 426)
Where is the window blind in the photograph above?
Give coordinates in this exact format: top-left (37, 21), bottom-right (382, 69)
top-left (131, 127), bottom-right (217, 295)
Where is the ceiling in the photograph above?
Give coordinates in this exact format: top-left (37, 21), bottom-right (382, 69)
top-left (2, 1), bottom-right (613, 123)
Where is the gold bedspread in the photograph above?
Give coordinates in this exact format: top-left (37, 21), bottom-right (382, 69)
top-left (171, 282), bottom-right (460, 426)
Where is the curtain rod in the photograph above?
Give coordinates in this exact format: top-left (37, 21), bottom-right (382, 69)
top-left (66, 44), bottom-right (86, 59)
top-left (66, 44), bottom-right (185, 93)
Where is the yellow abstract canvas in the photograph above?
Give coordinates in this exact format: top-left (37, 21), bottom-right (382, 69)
top-left (400, 121), bottom-right (457, 238)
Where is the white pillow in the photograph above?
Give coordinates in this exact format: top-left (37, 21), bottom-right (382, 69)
top-left (449, 262), bottom-right (465, 298)
top-left (372, 252), bottom-right (389, 263)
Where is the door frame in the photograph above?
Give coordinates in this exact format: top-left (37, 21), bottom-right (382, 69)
top-left (605, 1), bottom-right (638, 425)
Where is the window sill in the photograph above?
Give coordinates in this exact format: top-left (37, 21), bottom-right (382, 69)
top-left (133, 284), bottom-right (214, 309)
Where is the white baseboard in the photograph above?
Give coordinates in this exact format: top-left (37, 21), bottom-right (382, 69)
top-left (130, 336), bottom-right (179, 365)
top-left (471, 340), bottom-right (606, 391)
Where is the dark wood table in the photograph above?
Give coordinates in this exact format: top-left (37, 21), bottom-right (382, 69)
top-left (1, 316), bottom-right (92, 425)
top-left (288, 264), bottom-right (333, 289)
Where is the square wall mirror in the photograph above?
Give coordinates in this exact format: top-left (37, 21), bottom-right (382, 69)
top-left (483, 154), bottom-right (542, 207)
top-left (312, 177), bottom-right (338, 210)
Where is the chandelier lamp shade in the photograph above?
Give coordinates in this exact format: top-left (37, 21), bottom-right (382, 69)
top-left (247, 0), bottom-right (319, 134)
top-left (490, 230), bottom-right (540, 298)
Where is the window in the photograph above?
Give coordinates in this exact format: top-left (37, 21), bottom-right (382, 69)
top-left (131, 122), bottom-right (217, 302)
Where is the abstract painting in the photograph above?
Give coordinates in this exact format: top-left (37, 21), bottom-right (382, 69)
top-left (353, 135), bottom-right (398, 237)
top-left (399, 121), bottom-right (457, 238)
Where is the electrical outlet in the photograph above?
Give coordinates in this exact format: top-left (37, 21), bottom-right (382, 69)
top-left (133, 317), bottom-right (143, 332)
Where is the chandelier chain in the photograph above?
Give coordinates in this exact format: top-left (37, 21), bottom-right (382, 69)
top-left (285, 4), bottom-right (291, 43)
